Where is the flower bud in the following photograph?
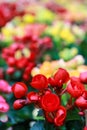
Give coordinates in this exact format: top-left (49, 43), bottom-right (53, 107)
top-left (54, 106), bottom-right (66, 126)
top-left (13, 99), bottom-right (25, 110)
top-left (12, 82), bottom-right (28, 98)
top-left (30, 74), bottom-right (48, 90)
top-left (27, 92), bottom-right (39, 102)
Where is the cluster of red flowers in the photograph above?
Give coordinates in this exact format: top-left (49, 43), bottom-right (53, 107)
top-left (2, 32), bottom-right (52, 81)
top-left (12, 68), bottom-right (87, 126)
top-left (0, 2), bottom-right (25, 28)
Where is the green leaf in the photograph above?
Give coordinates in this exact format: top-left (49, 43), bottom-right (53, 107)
top-left (44, 121), bottom-right (56, 130)
top-left (61, 93), bottom-right (70, 106)
top-left (0, 58), bottom-right (7, 67)
top-left (60, 125), bottom-right (67, 130)
top-left (65, 120), bottom-right (84, 130)
top-left (66, 107), bottom-right (81, 121)
top-left (7, 104), bottom-right (34, 126)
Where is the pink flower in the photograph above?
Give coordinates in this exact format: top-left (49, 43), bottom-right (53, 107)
top-left (79, 71), bottom-right (87, 84)
top-left (0, 96), bottom-right (9, 113)
top-left (0, 80), bottom-right (12, 93)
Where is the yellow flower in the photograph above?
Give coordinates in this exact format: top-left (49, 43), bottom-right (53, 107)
top-left (31, 67), bottom-right (40, 77)
top-left (49, 27), bottom-right (59, 36)
top-left (45, 22), bottom-right (63, 37)
top-left (40, 61), bottom-right (53, 78)
top-left (2, 27), bottom-right (14, 37)
top-left (60, 29), bottom-right (75, 43)
top-left (22, 14), bottom-right (35, 23)
top-left (36, 8), bottom-right (55, 23)
top-left (69, 70), bottom-right (80, 77)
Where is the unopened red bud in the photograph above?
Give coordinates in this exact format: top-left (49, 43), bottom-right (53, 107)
top-left (13, 99), bottom-right (25, 110)
top-left (54, 106), bottom-right (66, 126)
top-left (12, 82), bottom-right (28, 98)
top-left (27, 92), bottom-right (39, 102)
top-left (30, 74), bottom-right (48, 90)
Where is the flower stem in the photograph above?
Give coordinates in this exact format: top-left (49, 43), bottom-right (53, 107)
top-left (60, 88), bottom-right (67, 95)
top-left (55, 126), bottom-right (60, 130)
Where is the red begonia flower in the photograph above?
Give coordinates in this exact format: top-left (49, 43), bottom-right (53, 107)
top-left (48, 68), bottom-right (70, 88)
top-left (75, 92), bottom-right (87, 110)
top-left (30, 74), bottom-right (48, 90)
top-left (67, 77), bottom-right (85, 98)
top-left (54, 106), bottom-right (67, 126)
top-left (41, 93), bottom-right (60, 112)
